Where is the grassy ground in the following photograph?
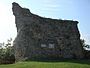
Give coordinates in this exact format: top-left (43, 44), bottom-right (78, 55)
top-left (0, 59), bottom-right (90, 68)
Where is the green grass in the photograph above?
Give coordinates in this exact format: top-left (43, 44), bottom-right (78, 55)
top-left (0, 59), bottom-right (90, 68)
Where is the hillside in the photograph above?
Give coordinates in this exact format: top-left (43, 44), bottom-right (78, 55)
top-left (0, 59), bottom-right (90, 68)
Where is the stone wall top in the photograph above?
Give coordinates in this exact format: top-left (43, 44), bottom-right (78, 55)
top-left (12, 2), bottom-right (78, 25)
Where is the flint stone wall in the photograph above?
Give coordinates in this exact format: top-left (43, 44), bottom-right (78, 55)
top-left (12, 2), bottom-right (84, 61)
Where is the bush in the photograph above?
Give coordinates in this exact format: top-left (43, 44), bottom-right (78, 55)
top-left (0, 46), bottom-right (15, 64)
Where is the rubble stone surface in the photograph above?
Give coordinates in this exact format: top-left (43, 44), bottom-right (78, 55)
top-left (12, 2), bottom-right (84, 61)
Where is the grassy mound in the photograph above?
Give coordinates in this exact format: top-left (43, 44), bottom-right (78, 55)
top-left (0, 59), bottom-right (90, 68)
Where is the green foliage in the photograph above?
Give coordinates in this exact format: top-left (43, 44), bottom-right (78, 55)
top-left (0, 46), bottom-right (15, 64)
top-left (0, 38), bottom-right (15, 64)
top-left (81, 39), bottom-right (90, 49)
top-left (0, 60), bottom-right (90, 68)
top-left (81, 39), bottom-right (85, 47)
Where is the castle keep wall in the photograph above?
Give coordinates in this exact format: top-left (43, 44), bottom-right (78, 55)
top-left (12, 2), bottom-right (84, 61)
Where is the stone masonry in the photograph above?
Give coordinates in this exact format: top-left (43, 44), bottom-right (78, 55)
top-left (12, 2), bottom-right (84, 61)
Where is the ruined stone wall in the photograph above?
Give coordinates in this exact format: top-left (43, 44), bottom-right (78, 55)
top-left (12, 2), bottom-right (84, 61)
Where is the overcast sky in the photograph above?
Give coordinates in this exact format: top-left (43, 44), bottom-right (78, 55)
top-left (0, 0), bottom-right (90, 44)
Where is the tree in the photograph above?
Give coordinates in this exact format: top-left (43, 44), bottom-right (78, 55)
top-left (81, 39), bottom-right (90, 50)
top-left (0, 38), bottom-right (15, 64)
top-left (81, 39), bottom-right (85, 47)
top-left (84, 45), bottom-right (90, 48)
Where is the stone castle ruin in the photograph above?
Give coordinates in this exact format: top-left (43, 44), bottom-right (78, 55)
top-left (12, 2), bottom-right (84, 61)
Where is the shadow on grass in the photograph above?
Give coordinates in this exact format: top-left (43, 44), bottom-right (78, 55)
top-left (26, 59), bottom-right (90, 65)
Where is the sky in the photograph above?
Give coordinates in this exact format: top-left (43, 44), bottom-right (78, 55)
top-left (0, 0), bottom-right (90, 44)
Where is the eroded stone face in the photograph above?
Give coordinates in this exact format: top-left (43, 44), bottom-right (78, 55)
top-left (12, 2), bottom-right (84, 61)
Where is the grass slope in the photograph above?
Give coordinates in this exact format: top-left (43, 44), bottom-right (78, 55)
top-left (0, 59), bottom-right (90, 68)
